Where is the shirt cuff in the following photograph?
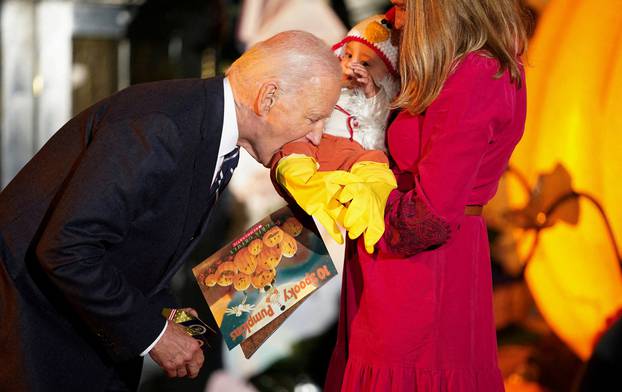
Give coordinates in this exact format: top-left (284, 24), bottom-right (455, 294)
top-left (140, 319), bottom-right (168, 356)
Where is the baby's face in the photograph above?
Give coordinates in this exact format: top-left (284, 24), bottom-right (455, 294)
top-left (340, 41), bottom-right (390, 89)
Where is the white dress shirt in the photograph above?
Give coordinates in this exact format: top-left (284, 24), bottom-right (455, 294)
top-left (140, 77), bottom-right (239, 356)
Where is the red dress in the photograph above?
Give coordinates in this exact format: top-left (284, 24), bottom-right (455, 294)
top-left (325, 52), bottom-right (527, 391)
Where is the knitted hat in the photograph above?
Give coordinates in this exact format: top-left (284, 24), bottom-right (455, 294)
top-left (332, 13), bottom-right (399, 77)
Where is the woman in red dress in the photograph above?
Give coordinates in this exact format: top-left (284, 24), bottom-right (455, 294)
top-left (325, 0), bottom-right (531, 390)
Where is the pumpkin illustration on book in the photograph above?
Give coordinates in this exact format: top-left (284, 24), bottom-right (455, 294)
top-left (262, 226), bottom-right (284, 247)
top-left (216, 261), bottom-right (237, 286)
top-left (251, 267), bottom-right (276, 290)
top-left (282, 217), bottom-right (303, 237)
top-left (203, 273), bottom-right (218, 287)
top-left (278, 233), bottom-right (298, 257)
top-left (190, 205), bottom-right (340, 354)
top-left (234, 247), bottom-right (257, 275)
top-left (257, 245), bottom-right (282, 270)
top-left (233, 272), bottom-right (252, 291)
top-left (247, 238), bottom-right (263, 255)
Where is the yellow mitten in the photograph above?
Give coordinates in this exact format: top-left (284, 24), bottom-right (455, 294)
top-left (275, 155), bottom-right (355, 243)
top-left (336, 161), bottom-right (397, 253)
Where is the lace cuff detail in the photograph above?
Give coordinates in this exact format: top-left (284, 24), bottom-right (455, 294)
top-left (383, 189), bottom-right (451, 257)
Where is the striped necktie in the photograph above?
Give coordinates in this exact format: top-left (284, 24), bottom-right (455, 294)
top-left (210, 146), bottom-right (240, 200)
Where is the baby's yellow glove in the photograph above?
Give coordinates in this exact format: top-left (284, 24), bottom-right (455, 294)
top-left (275, 155), bottom-right (354, 244)
top-left (336, 161), bottom-right (397, 253)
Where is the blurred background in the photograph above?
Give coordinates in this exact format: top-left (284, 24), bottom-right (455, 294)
top-left (1, 0), bottom-right (621, 391)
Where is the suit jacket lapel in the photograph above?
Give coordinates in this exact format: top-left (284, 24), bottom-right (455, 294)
top-left (149, 77), bottom-right (226, 295)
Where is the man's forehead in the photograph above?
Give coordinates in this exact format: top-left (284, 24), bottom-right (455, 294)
top-left (305, 97), bottom-right (336, 118)
top-left (302, 74), bottom-right (339, 104)
top-left (305, 75), bottom-right (333, 87)
top-left (305, 75), bottom-right (337, 92)
top-left (306, 100), bottom-right (334, 116)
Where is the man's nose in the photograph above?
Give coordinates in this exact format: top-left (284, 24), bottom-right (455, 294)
top-left (305, 124), bottom-right (323, 146)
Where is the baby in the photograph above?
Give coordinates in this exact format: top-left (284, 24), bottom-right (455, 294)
top-left (271, 13), bottom-right (399, 253)
top-left (329, 13), bottom-right (399, 153)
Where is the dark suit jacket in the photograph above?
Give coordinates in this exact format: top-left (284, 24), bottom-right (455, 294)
top-left (0, 76), bottom-right (226, 391)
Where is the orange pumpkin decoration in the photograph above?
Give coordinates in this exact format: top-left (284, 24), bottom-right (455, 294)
top-left (252, 268), bottom-right (276, 290)
top-left (247, 238), bottom-right (263, 255)
top-left (262, 226), bottom-right (284, 247)
top-left (278, 232), bottom-right (298, 258)
top-left (258, 245), bottom-right (283, 270)
top-left (234, 247), bottom-right (258, 275)
top-left (501, 0), bottom-right (622, 360)
top-left (215, 261), bottom-right (237, 286)
top-left (233, 272), bottom-right (252, 291)
top-left (282, 217), bottom-right (303, 237)
top-left (203, 273), bottom-right (218, 287)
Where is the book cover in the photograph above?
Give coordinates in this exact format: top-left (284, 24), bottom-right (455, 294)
top-left (192, 206), bottom-right (338, 352)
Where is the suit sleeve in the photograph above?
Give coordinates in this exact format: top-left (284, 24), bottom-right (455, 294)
top-left (35, 113), bottom-right (185, 361)
top-left (380, 60), bottom-right (506, 257)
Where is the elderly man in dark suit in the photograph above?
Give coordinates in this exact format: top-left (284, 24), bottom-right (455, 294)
top-left (0, 30), bottom-right (341, 391)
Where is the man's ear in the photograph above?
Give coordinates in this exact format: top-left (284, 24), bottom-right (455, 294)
top-left (255, 81), bottom-right (279, 116)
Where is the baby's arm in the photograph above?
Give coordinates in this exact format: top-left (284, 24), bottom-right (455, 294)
top-left (270, 139), bottom-right (349, 243)
top-left (269, 139), bottom-right (321, 167)
top-left (314, 134), bottom-right (388, 170)
top-left (271, 134), bottom-right (388, 172)
top-left (312, 135), bottom-right (396, 254)
top-left (271, 137), bottom-right (395, 253)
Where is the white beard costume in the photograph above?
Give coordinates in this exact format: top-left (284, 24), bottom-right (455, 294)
top-left (324, 76), bottom-right (398, 154)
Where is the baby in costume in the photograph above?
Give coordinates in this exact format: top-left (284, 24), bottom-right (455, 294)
top-left (271, 13), bottom-right (399, 253)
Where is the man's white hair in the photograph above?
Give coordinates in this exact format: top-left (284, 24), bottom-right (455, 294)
top-left (227, 30), bottom-right (341, 100)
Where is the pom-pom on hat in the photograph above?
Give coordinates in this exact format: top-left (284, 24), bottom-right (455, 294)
top-left (332, 13), bottom-right (399, 77)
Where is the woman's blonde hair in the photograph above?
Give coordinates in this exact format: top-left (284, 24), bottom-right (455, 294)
top-left (394, 0), bottom-right (532, 114)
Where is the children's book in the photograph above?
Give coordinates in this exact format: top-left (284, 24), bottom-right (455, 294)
top-left (192, 205), bottom-right (338, 357)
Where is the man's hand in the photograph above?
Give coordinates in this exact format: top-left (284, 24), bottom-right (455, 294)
top-left (149, 316), bottom-right (204, 379)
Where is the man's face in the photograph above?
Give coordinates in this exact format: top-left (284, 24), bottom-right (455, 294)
top-left (391, 0), bottom-right (407, 30)
top-left (249, 76), bottom-right (340, 167)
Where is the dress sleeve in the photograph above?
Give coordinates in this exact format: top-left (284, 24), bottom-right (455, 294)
top-left (381, 56), bottom-right (509, 257)
top-left (35, 113), bottom-right (185, 361)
